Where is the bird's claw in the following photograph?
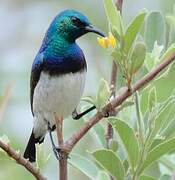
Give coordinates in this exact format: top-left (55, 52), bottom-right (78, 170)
top-left (72, 110), bottom-right (80, 120)
top-left (53, 147), bottom-right (69, 160)
top-left (53, 147), bottom-right (62, 160)
top-left (104, 112), bottom-right (110, 117)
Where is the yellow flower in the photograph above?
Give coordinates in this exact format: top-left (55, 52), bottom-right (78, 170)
top-left (108, 32), bottom-right (117, 48)
top-left (97, 32), bottom-right (117, 49)
top-left (97, 37), bottom-right (108, 48)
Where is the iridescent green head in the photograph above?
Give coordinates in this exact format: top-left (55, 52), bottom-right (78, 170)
top-left (46, 9), bottom-right (105, 42)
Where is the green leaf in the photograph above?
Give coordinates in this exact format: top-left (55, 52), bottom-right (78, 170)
top-left (123, 159), bottom-right (129, 174)
top-left (111, 50), bottom-right (123, 66)
top-left (166, 15), bottom-right (175, 46)
top-left (120, 101), bottom-right (135, 109)
top-left (109, 118), bottom-right (140, 171)
top-left (92, 149), bottom-right (125, 180)
top-left (0, 135), bottom-right (10, 144)
top-left (144, 11), bottom-right (166, 51)
top-left (111, 26), bottom-right (121, 41)
top-left (139, 175), bottom-right (156, 180)
top-left (81, 95), bottom-right (95, 105)
top-left (141, 138), bottom-right (175, 172)
top-left (108, 139), bottom-right (119, 152)
top-left (96, 79), bottom-right (110, 110)
top-left (161, 116), bottom-right (175, 139)
top-left (85, 121), bottom-right (106, 147)
top-left (69, 153), bottom-right (99, 179)
top-left (160, 43), bottom-right (175, 61)
top-left (145, 53), bottom-right (155, 71)
top-left (149, 138), bottom-right (165, 150)
top-left (124, 11), bottom-right (147, 53)
top-left (128, 43), bottom-right (146, 75)
top-left (96, 171), bottom-right (111, 180)
top-left (151, 98), bottom-right (175, 138)
top-left (36, 144), bottom-right (51, 169)
top-left (104, 0), bottom-right (123, 34)
top-left (140, 63), bottom-right (175, 114)
top-left (148, 87), bottom-right (157, 112)
top-left (151, 41), bottom-right (164, 61)
top-left (145, 42), bottom-right (164, 72)
top-left (145, 41), bottom-right (163, 71)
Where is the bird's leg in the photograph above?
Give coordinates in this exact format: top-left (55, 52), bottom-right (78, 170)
top-left (72, 103), bottom-right (111, 120)
top-left (55, 115), bottom-right (63, 145)
top-left (72, 86), bottom-right (117, 120)
top-left (72, 105), bottom-right (96, 120)
top-left (72, 87), bottom-right (117, 120)
top-left (47, 122), bottom-right (61, 160)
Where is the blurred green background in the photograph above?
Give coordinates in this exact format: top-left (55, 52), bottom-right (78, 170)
top-left (0, 0), bottom-right (175, 179)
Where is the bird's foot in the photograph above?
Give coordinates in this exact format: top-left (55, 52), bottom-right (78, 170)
top-left (53, 147), bottom-right (61, 160)
top-left (72, 105), bottom-right (96, 120)
top-left (53, 147), bottom-right (69, 160)
top-left (72, 109), bottom-right (79, 120)
top-left (104, 112), bottom-right (110, 117)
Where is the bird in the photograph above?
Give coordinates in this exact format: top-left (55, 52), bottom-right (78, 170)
top-left (23, 9), bottom-right (105, 162)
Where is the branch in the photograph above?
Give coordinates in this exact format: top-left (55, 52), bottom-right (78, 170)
top-left (116, 0), bottom-right (123, 12)
top-left (55, 116), bottom-right (68, 180)
top-left (0, 140), bottom-right (46, 180)
top-left (63, 52), bottom-right (175, 153)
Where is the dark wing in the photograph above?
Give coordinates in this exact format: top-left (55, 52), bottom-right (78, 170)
top-left (30, 53), bottom-right (44, 115)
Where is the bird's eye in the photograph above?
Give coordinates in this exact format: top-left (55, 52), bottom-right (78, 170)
top-left (71, 17), bottom-right (85, 27)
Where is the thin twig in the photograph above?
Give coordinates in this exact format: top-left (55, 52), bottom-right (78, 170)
top-left (63, 52), bottom-right (175, 153)
top-left (135, 92), bottom-right (144, 149)
top-left (116, 0), bottom-right (123, 12)
top-left (106, 61), bottom-right (117, 148)
top-left (0, 140), bottom-right (46, 180)
top-left (55, 116), bottom-right (68, 180)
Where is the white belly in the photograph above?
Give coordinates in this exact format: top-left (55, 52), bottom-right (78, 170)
top-left (33, 70), bottom-right (86, 138)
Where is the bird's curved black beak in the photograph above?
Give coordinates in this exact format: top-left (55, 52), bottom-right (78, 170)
top-left (85, 25), bottom-right (105, 37)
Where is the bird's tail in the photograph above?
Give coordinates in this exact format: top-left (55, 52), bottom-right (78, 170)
top-left (23, 130), bottom-right (44, 162)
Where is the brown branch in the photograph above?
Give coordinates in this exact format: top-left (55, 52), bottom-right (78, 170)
top-left (55, 116), bottom-right (68, 180)
top-left (116, 0), bottom-right (123, 12)
top-left (63, 52), bottom-right (175, 153)
top-left (0, 140), bottom-right (46, 180)
top-left (59, 156), bottom-right (67, 180)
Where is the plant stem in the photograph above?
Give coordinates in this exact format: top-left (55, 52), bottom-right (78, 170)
top-left (116, 0), bottom-right (123, 12)
top-left (106, 62), bottom-right (117, 148)
top-left (135, 91), bottom-right (144, 148)
top-left (132, 142), bottom-right (146, 180)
